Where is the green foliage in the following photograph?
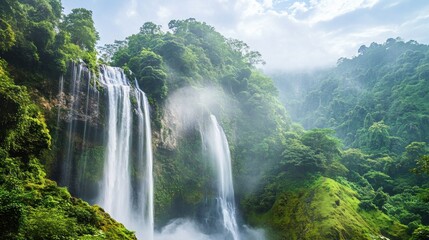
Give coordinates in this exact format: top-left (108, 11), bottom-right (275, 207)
top-left (245, 177), bottom-right (407, 240)
top-left (281, 137), bottom-right (328, 173)
top-left (0, 18), bottom-right (16, 51)
top-left (364, 171), bottom-right (393, 191)
top-left (411, 226), bottom-right (429, 240)
top-left (22, 207), bottom-right (78, 240)
top-left (358, 199), bottom-right (377, 211)
top-left (281, 129), bottom-right (345, 176)
top-left (128, 49), bottom-right (168, 101)
top-left (0, 0), bottom-right (99, 92)
top-left (0, 66), bottom-right (51, 158)
top-left (0, 189), bottom-right (24, 239)
top-left (367, 121), bottom-right (390, 151)
top-left (61, 8), bottom-right (99, 52)
top-left (278, 39), bottom-right (429, 153)
top-left (413, 155), bottom-right (429, 175)
top-left (341, 149), bottom-right (372, 175)
top-left (372, 188), bottom-right (389, 210)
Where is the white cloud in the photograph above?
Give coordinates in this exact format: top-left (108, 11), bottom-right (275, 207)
top-left (289, 2), bottom-right (309, 16)
top-left (126, 0), bottom-right (138, 17)
top-left (303, 0), bottom-right (380, 23)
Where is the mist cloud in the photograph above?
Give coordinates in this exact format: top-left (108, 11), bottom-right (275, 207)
top-left (162, 86), bottom-right (233, 144)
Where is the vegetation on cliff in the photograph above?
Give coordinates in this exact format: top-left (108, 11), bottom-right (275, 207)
top-left (0, 61), bottom-right (135, 239)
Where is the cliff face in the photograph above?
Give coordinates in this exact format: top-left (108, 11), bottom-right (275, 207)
top-left (52, 63), bottom-right (105, 201)
top-left (0, 62), bottom-right (137, 240)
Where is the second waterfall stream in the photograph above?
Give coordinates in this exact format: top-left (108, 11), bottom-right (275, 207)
top-left (203, 115), bottom-right (240, 240)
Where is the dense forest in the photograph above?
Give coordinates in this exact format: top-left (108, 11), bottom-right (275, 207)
top-left (271, 38), bottom-right (429, 239)
top-left (0, 0), bottom-right (428, 240)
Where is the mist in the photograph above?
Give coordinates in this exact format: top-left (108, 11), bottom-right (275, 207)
top-left (162, 86), bottom-right (234, 138)
top-left (155, 219), bottom-right (265, 240)
top-left (159, 86), bottom-right (266, 240)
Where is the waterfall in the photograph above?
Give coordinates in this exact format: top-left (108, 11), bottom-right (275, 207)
top-left (98, 65), bottom-right (133, 226)
top-left (61, 63), bottom-right (83, 188)
top-left (204, 115), bottom-right (240, 240)
top-left (98, 65), bottom-right (154, 240)
top-left (134, 81), bottom-right (155, 240)
top-left (59, 62), bottom-right (98, 192)
top-left (57, 63), bottom-right (154, 240)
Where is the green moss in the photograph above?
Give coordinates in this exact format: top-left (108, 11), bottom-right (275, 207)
top-left (246, 177), bottom-right (407, 240)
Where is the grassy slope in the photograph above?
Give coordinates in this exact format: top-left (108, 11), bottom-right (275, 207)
top-left (248, 177), bottom-right (407, 240)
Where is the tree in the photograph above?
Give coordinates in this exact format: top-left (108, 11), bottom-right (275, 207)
top-left (341, 148), bottom-right (370, 175)
top-left (140, 22), bottom-right (162, 35)
top-left (372, 188), bottom-right (388, 210)
top-left (368, 121), bottom-right (390, 151)
top-left (301, 129), bottom-right (341, 163)
top-left (61, 8), bottom-right (99, 51)
top-left (412, 155), bottom-right (429, 175)
top-left (411, 226), bottom-right (429, 240)
top-left (98, 40), bottom-right (127, 64)
top-left (227, 38), bottom-right (265, 66)
top-left (402, 142), bottom-right (428, 171)
top-left (281, 138), bottom-right (328, 174)
top-left (127, 49), bottom-right (167, 101)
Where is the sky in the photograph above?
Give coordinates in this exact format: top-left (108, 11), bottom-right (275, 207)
top-left (62, 0), bottom-right (429, 71)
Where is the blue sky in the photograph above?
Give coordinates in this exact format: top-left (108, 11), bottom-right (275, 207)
top-left (62, 0), bottom-right (429, 71)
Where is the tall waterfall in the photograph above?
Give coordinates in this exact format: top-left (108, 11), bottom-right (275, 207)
top-left (98, 66), bottom-right (154, 239)
top-left (57, 64), bottom-right (154, 240)
top-left (204, 115), bottom-right (240, 240)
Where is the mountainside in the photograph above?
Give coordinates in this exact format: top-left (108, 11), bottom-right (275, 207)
top-left (274, 38), bottom-right (429, 152)
top-left (271, 38), bottom-right (429, 239)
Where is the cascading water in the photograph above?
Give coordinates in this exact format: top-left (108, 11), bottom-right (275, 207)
top-left (61, 63), bottom-right (83, 188)
top-left (134, 81), bottom-right (155, 240)
top-left (97, 66), bottom-right (154, 240)
top-left (58, 62), bottom-right (100, 195)
top-left (98, 65), bottom-right (133, 228)
top-left (57, 63), bottom-right (154, 240)
top-left (158, 87), bottom-right (265, 240)
top-left (204, 114), bottom-right (240, 240)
